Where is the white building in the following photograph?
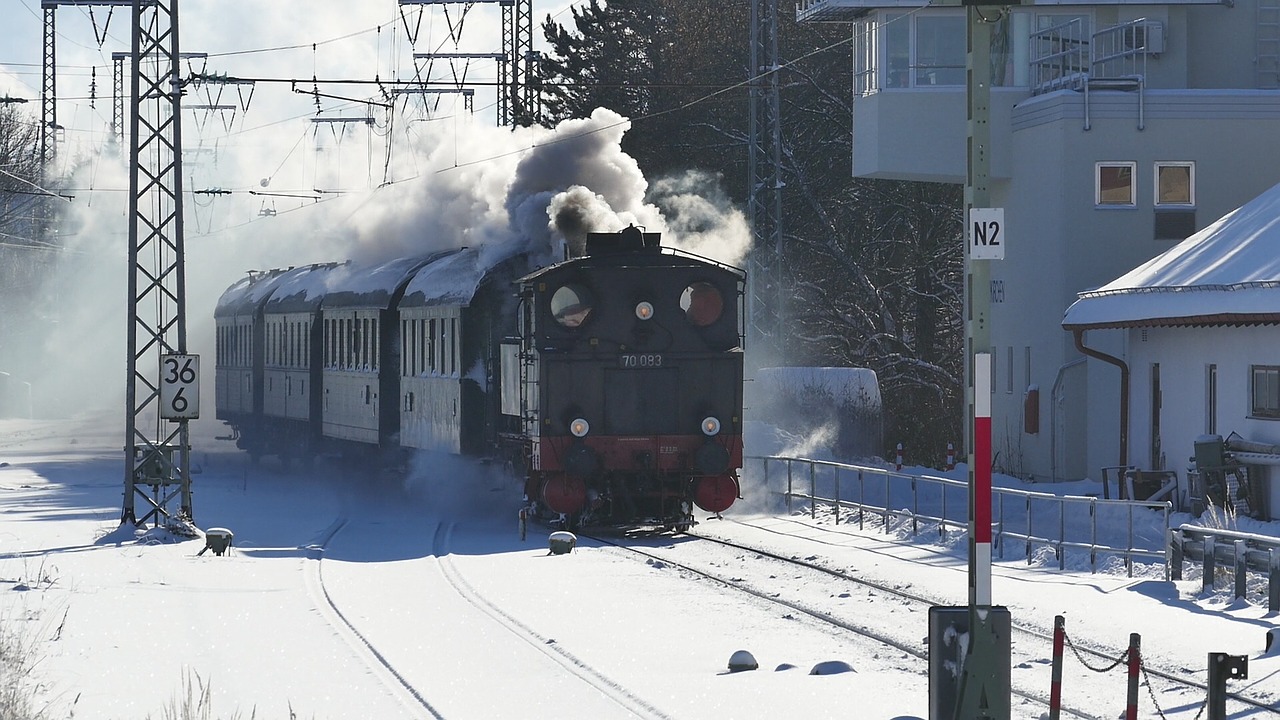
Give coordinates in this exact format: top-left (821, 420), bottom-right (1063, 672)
top-left (1063, 183), bottom-right (1280, 520)
top-left (799, 0), bottom-right (1280, 482)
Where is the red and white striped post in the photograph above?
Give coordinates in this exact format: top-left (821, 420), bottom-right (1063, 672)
top-left (895, 442), bottom-right (904, 471)
top-left (974, 352), bottom-right (993, 607)
top-left (1125, 633), bottom-right (1141, 720)
top-left (1049, 614), bottom-right (1065, 720)
top-left (946, 442), bottom-right (956, 471)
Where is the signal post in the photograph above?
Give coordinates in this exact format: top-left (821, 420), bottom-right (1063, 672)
top-left (929, 1), bottom-right (1015, 717)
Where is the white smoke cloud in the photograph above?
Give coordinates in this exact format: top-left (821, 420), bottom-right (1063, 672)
top-left (8, 97), bottom-right (748, 427)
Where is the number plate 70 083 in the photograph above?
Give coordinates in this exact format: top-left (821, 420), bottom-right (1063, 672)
top-left (618, 354), bottom-right (663, 368)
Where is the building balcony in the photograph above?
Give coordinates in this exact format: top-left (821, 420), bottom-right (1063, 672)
top-left (852, 87), bottom-right (1027, 182)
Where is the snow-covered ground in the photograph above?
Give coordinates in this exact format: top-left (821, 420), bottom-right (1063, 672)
top-left (1, 414), bottom-right (1277, 719)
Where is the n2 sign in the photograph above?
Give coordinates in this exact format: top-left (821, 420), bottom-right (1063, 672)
top-left (969, 208), bottom-right (1005, 260)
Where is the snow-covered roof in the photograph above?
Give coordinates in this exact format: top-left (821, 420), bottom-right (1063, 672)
top-left (1062, 181), bottom-right (1280, 330)
top-left (263, 262), bottom-right (348, 314)
top-left (321, 252), bottom-right (457, 310)
top-left (399, 247), bottom-right (488, 308)
top-left (214, 268), bottom-right (294, 318)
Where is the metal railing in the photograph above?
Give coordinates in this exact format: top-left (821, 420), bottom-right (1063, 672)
top-left (1170, 525), bottom-right (1280, 611)
top-left (1030, 18), bottom-right (1090, 94)
top-left (747, 455), bottom-right (1172, 578)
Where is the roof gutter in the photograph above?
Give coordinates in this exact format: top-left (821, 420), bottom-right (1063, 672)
top-left (1071, 328), bottom-right (1128, 468)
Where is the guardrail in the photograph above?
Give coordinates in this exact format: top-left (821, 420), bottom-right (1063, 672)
top-left (746, 455), bottom-right (1172, 578)
top-left (1169, 525), bottom-right (1280, 611)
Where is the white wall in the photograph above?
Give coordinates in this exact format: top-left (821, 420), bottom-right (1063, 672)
top-left (1127, 324), bottom-right (1280, 518)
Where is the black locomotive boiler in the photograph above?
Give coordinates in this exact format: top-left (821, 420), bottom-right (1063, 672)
top-left (213, 226), bottom-right (745, 530)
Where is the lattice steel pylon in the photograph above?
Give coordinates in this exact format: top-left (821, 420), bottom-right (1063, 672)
top-left (747, 0), bottom-right (784, 368)
top-left (121, 0), bottom-right (193, 527)
top-left (502, 0), bottom-right (535, 126)
top-left (40, 3), bottom-right (56, 168)
top-left (398, 0), bottom-right (533, 127)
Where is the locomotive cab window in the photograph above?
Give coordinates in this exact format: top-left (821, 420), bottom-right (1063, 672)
top-left (551, 283), bottom-right (595, 328)
top-left (681, 281), bottom-right (724, 327)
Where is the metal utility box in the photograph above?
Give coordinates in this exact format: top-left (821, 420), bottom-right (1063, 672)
top-left (928, 606), bottom-right (1011, 720)
top-left (1194, 435), bottom-right (1227, 471)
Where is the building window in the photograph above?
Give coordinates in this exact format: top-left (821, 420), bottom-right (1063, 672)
top-left (1251, 365), bottom-right (1280, 419)
top-left (1206, 364), bottom-right (1217, 435)
top-left (1096, 163), bottom-right (1135, 206)
top-left (915, 15), bottom-right (966, 86)
top-left (1154, 162), bottom-right (1194, 206)
top-left (856, 11), bottom-right (978, 94)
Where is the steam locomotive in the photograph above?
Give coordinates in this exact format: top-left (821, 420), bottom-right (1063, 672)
top-left (214, 227), bottom-right (745, 530)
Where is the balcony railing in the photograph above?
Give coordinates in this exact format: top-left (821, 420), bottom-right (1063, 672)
top-left (1031, 17), bottom-right (1162, 129)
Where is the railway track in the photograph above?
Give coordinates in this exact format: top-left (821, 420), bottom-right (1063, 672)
top-left (691, 516), bottom-right (1280, 717)
top-left (304, 515), bottom-right (672, 720)
top-left (302, 517), bottom-right (447, 719)
top-left (429, 522), bottom-right (674, 720)
top-left (579, 517), bottom-right (1278, 719)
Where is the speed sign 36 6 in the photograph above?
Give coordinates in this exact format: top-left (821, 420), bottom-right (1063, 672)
top-left (159, 353), bottom-right (200, 420)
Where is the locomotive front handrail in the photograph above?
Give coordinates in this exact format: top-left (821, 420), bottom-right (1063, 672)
top-left (746, 454), bottom-right (1171, 577)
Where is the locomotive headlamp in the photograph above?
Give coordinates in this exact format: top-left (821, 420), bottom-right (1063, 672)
top-left (635, 301), bottom-right (654, 320)
top-left (570, 418), bottom-right (591, 438)
top-left (701, 416), bottom-right (722, 437)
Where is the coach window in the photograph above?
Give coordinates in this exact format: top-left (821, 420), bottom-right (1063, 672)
top-left (1096, 162), bottom-right (1136, 207)
top-left (437, 319), bottom-right (446, 372)
top-left (681, 282), bottom-right (724, 327)
top-left (551, 283), bottom-right (594, 328)
top-left (445, 319), bottom-right (455, 376)
top-left (449, 318), bottom-right (457, 375)
top-left (419, 317), bottom-right (430, 376)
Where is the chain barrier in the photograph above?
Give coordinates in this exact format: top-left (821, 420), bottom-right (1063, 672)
top-left (1062, 628), bottom-right (1128, 673)
top-left (1064, 627), bottom-right (1220, 720)
top-left (1137, 661), bottom-right (1173, 720)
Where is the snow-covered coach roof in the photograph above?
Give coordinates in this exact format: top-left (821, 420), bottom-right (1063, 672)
top-left (263, 262), bottom-right (349, 314)
top-left (321, 251), bottom-right (459, 310)
top-left (399, 246), bottom-right (487, 308)
top-left (214, 268), bottom-right (294, 318)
